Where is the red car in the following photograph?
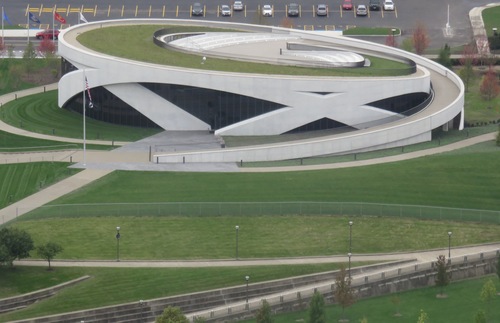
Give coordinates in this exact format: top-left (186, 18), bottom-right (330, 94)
top-left (342, 0), bottom-right (353, 10)
top-left (35, 29), bottom-right (60, 40)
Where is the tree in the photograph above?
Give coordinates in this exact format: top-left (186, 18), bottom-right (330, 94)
top-left (155, 306), bottom-right (189, 323)
top-left (412, 22), bottom-right (429, 55)
top-left (479, 279), bottom-right (497, 321)
top-left (37, 38), bottom-right (56, 58)
top-left (416, 309), bottom-right (428, 323)
top-left (385, 30), bottom-right (397, 47)
top-left (497, 255), bottom-right (500, 281)
top-left (22, 41), bottom-right (37, 78)
top-left (474, 310), bottom-right (486, 323)
top-left (480, 279), bottom-right (497, 317)
top-left (37, 242), bottom-right (63, 270)
top-left (0, 37), bottom-right (5, 56)
top-left (256, 299), bottom-right (273, 323)
top-left (437, 43), bottom-right (452, 69)
top-left (458, 44), bottom-right (477, 92)
top-left (308, 291), bottom-right (326, 323)
top-left (334, 266), bottom-right (356, 320)
top-left (435, 255), bottom-right (450, 296)
top-left (401, 38), bottom-right (413, 52)
top-left (479, 66), bottom-right (500, 101)
top-left (0, 227), bottom-right (34, 267)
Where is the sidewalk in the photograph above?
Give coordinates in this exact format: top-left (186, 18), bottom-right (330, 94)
top-left (14, 243), bottom-right (500, 268)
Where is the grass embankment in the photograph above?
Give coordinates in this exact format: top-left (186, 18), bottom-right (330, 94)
top-left (0, 163), bottom-right (80, 209)
top-left (3, 146), bottom-right (499, 260)
top-left (77, 25), bottom-right (412, 77)
top-left (0, 263), bottom-right (347, 321)
top-left (240, 276), bottom-right (500, 323)
top-left (0, 91), bottom-right (161, 141)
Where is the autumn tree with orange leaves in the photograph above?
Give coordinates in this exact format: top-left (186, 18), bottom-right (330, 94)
top-left (412, 22), bottom-right (429, 55)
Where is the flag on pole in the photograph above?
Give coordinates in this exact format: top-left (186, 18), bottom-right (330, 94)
top-left (85, 77), bottom-right (94, 109)
top-left (54, 12), bottom-right (66, 24)
top-left (79, 12), bottom-right (88, 23)
top-left (29, 12), bottom-right (40, 24)
top-left (3, 10), bottom-right (12, 25)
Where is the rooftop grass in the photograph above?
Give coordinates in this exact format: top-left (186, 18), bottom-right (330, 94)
top-left (77, 25), bottom-right (413, 77)
top-left (482, 5), bottom-right (500, 37)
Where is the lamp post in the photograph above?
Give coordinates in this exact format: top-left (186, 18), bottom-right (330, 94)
top-left (391, 28), bottom-right (396, 46)
top-left (116, 226), bottom-right (121, 262)
top-left (348, 221), bottom-right (353, 254)
top-left (493, 27), bottom-right (498, 36)
top-left (447, 231), bottom-right (452, 259)
top-left (245, 275), bottom-right (250, 303)
top-left (235, 225), bottom-right (239, 260)
top-left (347, 252), bottom-right (352, 280)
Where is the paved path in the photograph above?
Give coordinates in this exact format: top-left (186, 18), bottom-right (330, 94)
top-left (14, 243), bottom-right (500, 268)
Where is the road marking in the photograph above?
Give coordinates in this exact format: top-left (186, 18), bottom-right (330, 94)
top-left (162, 5), bottom-right (166, 17)
top-left (135, 5), bottom-right (138, 17)
top-left (325, 25), bottom-right (335, 31)
top-left (108, 5), bottom-right (111, 17)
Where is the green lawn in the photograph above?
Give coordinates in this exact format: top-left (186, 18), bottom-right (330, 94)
top-left (0, 59), bottom-right (58, 95)
top-left (77, 25), bottom-right (413, 77)
top-left (39, 148), bottom-right (500, 211)
top-left (0, 263), bottom-right (349, 321)
top-left (0, 163), bottom-right (80, 209)
top-left (482, 6), bottom-right (500, 37)
top-left (0, 91), bottom-right (161, 141)
top-left (240, 276), bottom-right (500, 323)
top-left (7, 215), bottom-right (499, 260)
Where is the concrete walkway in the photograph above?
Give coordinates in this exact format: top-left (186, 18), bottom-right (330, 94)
top-left (14, 243), bottom-right (500, 268)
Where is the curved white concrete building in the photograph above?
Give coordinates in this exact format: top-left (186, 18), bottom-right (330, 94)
top-left (58, 19), bottom-right (464, 163)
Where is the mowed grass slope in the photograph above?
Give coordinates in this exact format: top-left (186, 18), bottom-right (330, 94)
top-left (47, 147), bottom-right (500, 210)
top-left (11, 215), bottom-right (500, 260)
top-left (0, 163), bottom-right (80, 209)
top-left (0, 263), bottom-right (345, 321)
top-left (0, 91), bottom-right (161, 141)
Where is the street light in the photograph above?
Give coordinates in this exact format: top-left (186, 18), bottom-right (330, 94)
top-left (348, 221), bottom-right (353, 254)
top-left (235, 225), bottom-right (239, 260)
top-left (448, 231), bottom-right (452, 259)
top-left (116, 226), bottom-right (121, 262)
top-left (245, 275), bottom-right (250, 303)
top-left (347, 252), bottom-right (352, 280)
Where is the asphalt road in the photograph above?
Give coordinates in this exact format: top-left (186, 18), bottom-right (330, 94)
top-left (0, 0), bottom-right (495, 49)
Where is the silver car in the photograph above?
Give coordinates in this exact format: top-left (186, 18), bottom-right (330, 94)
top-left (220, 4), bottom-right (231, 16)
top-left (356, 4), bottom-right (367, 16)
top-left (316, 4), bottom-right (328, 16)
top-left (233, 0), bottom-right (244, 11)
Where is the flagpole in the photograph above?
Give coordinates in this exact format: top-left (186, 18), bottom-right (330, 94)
top-left (52, 7), bottom-right (55, 41)
top-left (83, 70), bottom-right (86, 166)
top-left (2, 7), bottom-right (5, 44)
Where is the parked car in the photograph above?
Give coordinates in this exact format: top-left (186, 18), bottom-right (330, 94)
top-left (287, 3), bottom-right (300, 17)
top-left (369, 0), bottom-right (381, 10)
top-left (233, 0), bottom-right (244, 11)
top-left (191, 3), bottom-right (204, 16)
top-left (383, 0), bottom-right (395, 10)
top-left (356, 4), bottom-right (367, 15)
top-left (35, 29), bottom-right (60, 40)
top-left (220, 4), bottom-right (232, 16)
top-left (316, 4), bottom-right (328, 16)
top-left (342, 0), bottom-right (353, 10)
top-left (262, 4), bottom-right (273, 16)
